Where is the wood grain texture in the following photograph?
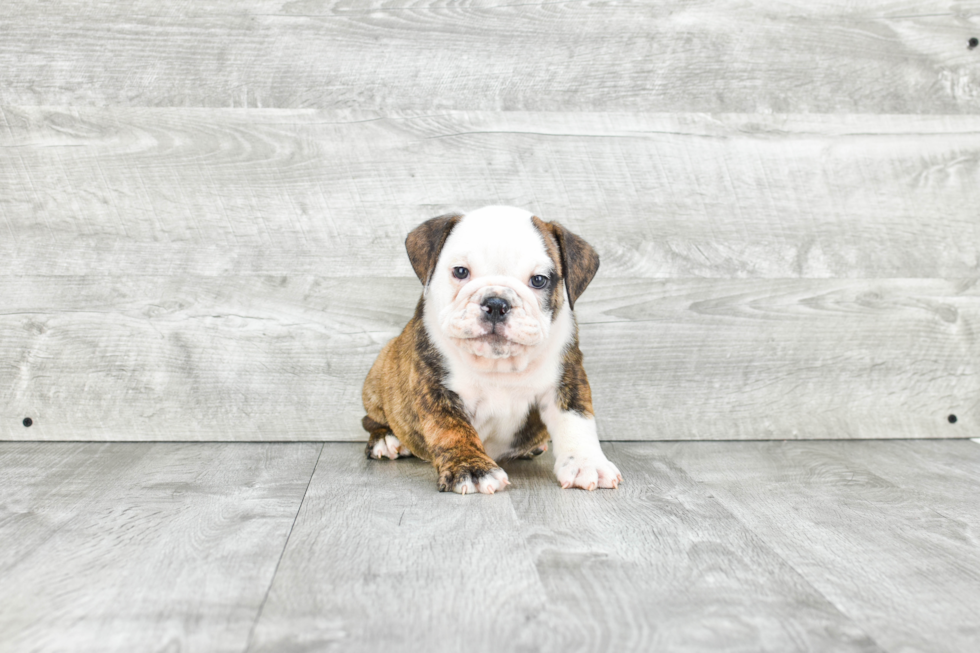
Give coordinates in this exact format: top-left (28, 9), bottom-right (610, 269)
top-left (503, 442), bottom-right (884, 652)
top-left (579, 278), bottom-right (980, 440)
top-left (248, 442), bottom-right (883, 653)
top-left (0, 275), bottom-right (397, 441)
top-left (0, 441), bottom-right (322, 653)
top-left (2, 276), bottom-right (976, 441)
top-left (820, 439), bottom-right (980, 526)
top-left (666, 440), bottom-right (980, 653)
top-left (3, 108), bottom-right (980, 279)
top-left (245, 444), bottom-right (561, 653)
top-left (1, 1), bottom-right (978, 112)
top-left (4, 441), bottom-right (979, 652)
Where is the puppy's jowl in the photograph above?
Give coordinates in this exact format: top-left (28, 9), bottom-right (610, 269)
top-left (361, 206), bottom-right (623, 494)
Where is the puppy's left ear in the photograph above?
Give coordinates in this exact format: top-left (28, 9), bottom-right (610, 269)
top-left (548, 221), bottom-right (600, 310)
top-left (405, 213), bottom-right (463, 286)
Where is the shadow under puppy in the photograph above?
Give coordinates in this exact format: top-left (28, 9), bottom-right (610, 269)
top-left (362, 206), bottom-right (623, 494)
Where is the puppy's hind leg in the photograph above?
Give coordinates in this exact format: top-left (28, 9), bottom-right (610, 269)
top-left (362, 345), bottom-right (412, 460)
top-left (510, 407), bottom-right (551, 460)
top-left (362, 415), bottom-right (413, 460)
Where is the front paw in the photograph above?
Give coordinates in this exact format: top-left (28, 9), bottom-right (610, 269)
top-left (438, 460), bottom-right (510, 495)
top-left (555, 453), bottom-right (623, 490)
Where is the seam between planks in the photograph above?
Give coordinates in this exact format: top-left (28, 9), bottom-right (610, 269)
top-left (243, 442), bottom-right (324, 653)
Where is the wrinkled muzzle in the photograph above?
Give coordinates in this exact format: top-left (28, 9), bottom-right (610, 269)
top-left (438, 277), bottom-right (548, 359)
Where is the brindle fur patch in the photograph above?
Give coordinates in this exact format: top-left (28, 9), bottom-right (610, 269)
top-left (547, 220), bottom-right (600, 310)
top-left (404, 213), bottom-right (462, 285)
top-left (505, 406), bottom-right (551, 459)
top-left (531, 218), bottom-right (598, 414)
top-left (361, 415), bottom-right (393, 458)
top-left (530, 216), bottom-right (565, 321)
top-left (362, 297), bottom-right (502, 490)
top-left (557, 321), bottom-right (595, 417)
top-left (430, 433), bottom-right (503, 492)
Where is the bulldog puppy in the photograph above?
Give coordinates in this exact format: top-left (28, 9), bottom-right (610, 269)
top-left (361, 206), bottom-right (623, 494)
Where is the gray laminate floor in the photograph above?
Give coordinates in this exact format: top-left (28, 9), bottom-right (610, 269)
top-left (2, 439), bottom-right (979, 653)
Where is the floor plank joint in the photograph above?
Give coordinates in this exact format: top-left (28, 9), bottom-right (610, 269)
top-left (244, 442), bottom-right (324, 653)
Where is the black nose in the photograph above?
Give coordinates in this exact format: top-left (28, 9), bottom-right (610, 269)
top-left (482, 297), bottom-right (510, 324)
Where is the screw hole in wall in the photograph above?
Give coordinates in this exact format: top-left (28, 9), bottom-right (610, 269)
top-left (970, 37), bottom-right (979, 49)
top-left (948, 414), bottom-right (958, 424)
top-left (22, 417), bottom-right (32, 427)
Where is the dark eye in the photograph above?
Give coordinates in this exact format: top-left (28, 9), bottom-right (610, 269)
top-left (530, 275), bottom-right (548, 289)
top-left (452, 267), bottom-right (469, 280)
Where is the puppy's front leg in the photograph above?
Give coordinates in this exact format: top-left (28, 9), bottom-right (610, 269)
top-left (541, 405), bottom-right (623, 491)
top-left (423, 415), bottom-right (509, 495)
top-left (541, 339), bottom-right (623, 490)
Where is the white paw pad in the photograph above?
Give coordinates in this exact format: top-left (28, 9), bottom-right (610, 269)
top-left (370, 434), bottom-right (412, 460)
top-left (555, 454), bottom-right (623, 490)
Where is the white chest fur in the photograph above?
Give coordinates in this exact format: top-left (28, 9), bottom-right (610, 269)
top-left (450, 379), bottom-right (539, 460)
top-left (439, 307), bottom-right (573, 461)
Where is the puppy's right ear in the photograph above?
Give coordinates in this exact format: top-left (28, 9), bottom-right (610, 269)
top-left (405, 213), bottom-right (463, 286)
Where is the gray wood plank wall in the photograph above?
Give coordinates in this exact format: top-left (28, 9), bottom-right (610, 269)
top-left (2, 1), bottom-right (979, 113)
top-left (1, 2), bottom-right (978, 441)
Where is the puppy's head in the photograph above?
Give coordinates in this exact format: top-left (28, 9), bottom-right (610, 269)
top-left (406, 206), bottom-right (599, 371)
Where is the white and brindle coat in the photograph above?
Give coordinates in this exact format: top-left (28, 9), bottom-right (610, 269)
top-left (361, 206), bottom-right (623, 494)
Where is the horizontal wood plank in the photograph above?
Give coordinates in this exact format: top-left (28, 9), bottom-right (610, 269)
top-left (0, 441), bottom-right (321, 653)
top-left (1, 1), bottom-right (978, 112)
top-left (580, 277), bottom-right (980, 440)
top-left (2, 109), bottom-right (980, 279)
top-left (2, 276), bottom-right (975, 441)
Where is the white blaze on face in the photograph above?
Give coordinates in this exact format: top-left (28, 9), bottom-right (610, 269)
top-left (426, 206), bottom-right (557, 368)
